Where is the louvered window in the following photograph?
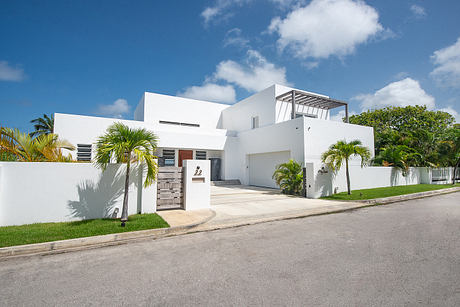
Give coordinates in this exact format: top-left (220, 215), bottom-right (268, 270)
top-left (163, 149), bottom-right (175, 166)
top-left (77, 144), bottom-right (92, 161)
top-left (195, 151), bottom-right (207, 160)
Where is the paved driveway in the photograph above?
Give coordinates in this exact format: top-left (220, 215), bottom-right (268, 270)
top-left (210, 185), bottom-right (348, 225)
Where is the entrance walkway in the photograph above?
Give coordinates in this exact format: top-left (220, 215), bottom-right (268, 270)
top-left (210, 185), bottom-right (352, 226)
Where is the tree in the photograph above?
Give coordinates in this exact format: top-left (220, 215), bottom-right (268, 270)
top-left (373, 145), bottom-right (422, 176)
top-left (94, 123), bottom-right (159, 226)
top-left (349, 106), bottom-right (456, 167)
top-left (321, 140), bottom-right (371, 195)
top-left (30, 114), bottom-right (54, 137)
top-left (272, 159), bottom-right (303, 195)
top-left (0, 127), bottom-right (75, 162)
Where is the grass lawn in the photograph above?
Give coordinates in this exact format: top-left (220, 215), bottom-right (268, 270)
top-left (0, 213), bottom-right (169, 248)
top-left (321, 183), bottom-right (460, 201)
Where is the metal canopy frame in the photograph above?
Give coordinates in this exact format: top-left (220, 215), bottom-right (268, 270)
top-left (276, 90), bottom-right (349, 123)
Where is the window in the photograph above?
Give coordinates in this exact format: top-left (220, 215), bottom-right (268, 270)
top-left (77, 144), bottom-right (92, 161)
top-left (195, 151), bottom-right (207, 160)
top-left (162, 149), bottom-right (175, 166)
top-left (251, 116), bottom-right (259, 129)
top-left (296, 113), bottom-right (317, 119)
top-left (159, 120), bottom-right (200, 128)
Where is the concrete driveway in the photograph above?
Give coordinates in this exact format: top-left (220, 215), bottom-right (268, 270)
top-left (210, 185), bottom-right (349, 225)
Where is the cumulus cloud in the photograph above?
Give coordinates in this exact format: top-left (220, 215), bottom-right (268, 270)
top-left (353, 78), bottom-right (436, 111)
top-left (0, 61), bottom-right (25, 82)
top-left (223, 28), bottom-right (249, 48)
top-left (268, 0), bottom-right (386, 61)
top-left (439, 106), bottom-right (460, 123)
top-left (410, 4), bottom-right (426, 18)
top-left (330, 109), bottom-right (356, 122)
top-left (201, 0), bottom-right (251, 25)
top-left (178, 83), bottom-right (236, 103)
top-left (430, 37), bottom-right (460, 88)
top-left (97, 98), bottom-right (130, 118)
top-left (214, 50), bottom-right (291, 92)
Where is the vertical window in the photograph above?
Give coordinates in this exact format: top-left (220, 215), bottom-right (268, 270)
top-left (195, 151), bottom-right (207, 160)
top-left (251, 116), bottom-right (259, 129)
top-left (77, 144), bottom-right (92, 161)
top-left (162, 149), bottom-right (176, 166)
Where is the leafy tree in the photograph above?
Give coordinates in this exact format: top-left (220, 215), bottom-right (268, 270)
top-left (30, 114), bottom-right (54, 137)
top-left (0, 127), bottom-right (75, 162)
top-left (94, 123), bottom-right (159, 226)
top-left (349, 106), bottom-right (456, 167)
top-left (321, 140), bottom-right (371, 195)
top-left (272, 159), bottom-right (303, 195)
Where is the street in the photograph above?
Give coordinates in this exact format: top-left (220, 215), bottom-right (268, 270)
top-left (1, 193), bottom-right (459, 306)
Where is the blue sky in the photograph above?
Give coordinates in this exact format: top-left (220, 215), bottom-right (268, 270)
top-left (1, 0), bottom-right (460, 131)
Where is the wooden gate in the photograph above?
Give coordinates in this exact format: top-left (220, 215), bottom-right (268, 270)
top-left (157, 167), bottom-right (184, 210)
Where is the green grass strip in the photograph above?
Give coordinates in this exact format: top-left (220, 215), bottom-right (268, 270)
top-left (321, 183), bottom-right (460, 201)
top-left (0, 213), bottom-right (169, 248)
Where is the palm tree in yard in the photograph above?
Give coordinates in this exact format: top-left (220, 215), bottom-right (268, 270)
top-left (30, 114), bottom-right (54, 137)
top-left (0, 127), bottom-right (75, 162)
top-left (94, 123), bottom-right (159, 226)
top-left (321, 140), bottom-right (371, 195)
top-left (272, 159), bottom-right (303, 195)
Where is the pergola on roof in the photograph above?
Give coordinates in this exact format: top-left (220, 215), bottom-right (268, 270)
top-left (276, 89), bottom-right (349, 122)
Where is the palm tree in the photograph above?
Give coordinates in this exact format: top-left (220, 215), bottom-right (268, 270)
top-left (272, 159), bottom-right (303, 195)
top-left (0, 127), bottom-right (75, 162)
top-left (321, 140), bottom-right (371, 195)
top-left (30, 114), bottom-right (54, 137)
top-left (94, 123), bottom-right (159, 226)
top-left (373, 145), bottom-right (422, 176)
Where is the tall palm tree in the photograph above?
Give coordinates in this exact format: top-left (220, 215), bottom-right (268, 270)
top-left (94, 123), bottom-right (159, 226)
top-left (272, 159), bottom-right (303, 195)
top-left (0, 127), bottom-right (75, 162)
top-left (30, 114), bottom-right (54, 137)
top-left (321, 140), bottom-right (371, 195)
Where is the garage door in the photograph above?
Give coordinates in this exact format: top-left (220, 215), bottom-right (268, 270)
top-left (249, 151), bottom-right (290, 188)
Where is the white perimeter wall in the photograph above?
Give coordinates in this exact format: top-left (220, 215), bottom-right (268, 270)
top-left (0, 162), bottom-right (156, 226)
top-left (142, 92), bottom-right (229, 129)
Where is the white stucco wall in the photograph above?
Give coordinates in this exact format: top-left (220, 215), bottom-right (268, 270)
top-left (183, 160), bottom-right (211, 210)
top-left (0, 162), bottom-right (156, 226)
top-left (142, 92), bottom-right (229, 129)
top-left (133, 95), bottom-right (145, 121)
top-left (221, 85), bottom-right (277, 132)
top-left (54, 113), bottom-right (229, 158)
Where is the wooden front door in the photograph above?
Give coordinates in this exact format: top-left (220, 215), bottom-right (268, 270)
top-left (178, 150), bottom-right (193, 167)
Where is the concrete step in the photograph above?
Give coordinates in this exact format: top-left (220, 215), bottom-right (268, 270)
top-left (211, 179), bottom-right (241, 186)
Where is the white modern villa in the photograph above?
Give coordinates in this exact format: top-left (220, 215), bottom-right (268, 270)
top-left (54, 84), bottom-right (375, 197)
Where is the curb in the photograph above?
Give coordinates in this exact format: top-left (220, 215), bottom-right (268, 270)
top-left (0, 210), bottom-right (216, 261)
top-left (348, 186), bottom-right (460, 205)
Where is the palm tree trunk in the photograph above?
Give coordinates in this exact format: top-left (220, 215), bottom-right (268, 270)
top-left (453, 157), bottom-right (460, 184)
top-left (120, 152), bottom-right (131, 226)
top-left (346, 158), bottom-right (351, 195)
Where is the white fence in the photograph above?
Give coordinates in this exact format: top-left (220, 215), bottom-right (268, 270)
top-left (305, 164), bottom-right (455, 198)
top-left (0, 162), bottom-right (156, 226)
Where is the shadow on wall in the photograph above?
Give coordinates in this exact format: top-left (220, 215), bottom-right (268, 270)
top-left (67, 165), bottom-right (139, 220)
top-left (314, 169), bottom-right (333, 197)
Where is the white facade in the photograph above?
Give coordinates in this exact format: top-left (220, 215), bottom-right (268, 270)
top-left (54, 84), bottom-right (375, 195)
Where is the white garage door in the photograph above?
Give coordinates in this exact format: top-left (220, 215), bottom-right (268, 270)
top-left (249, 151), bottom-right (291, 188)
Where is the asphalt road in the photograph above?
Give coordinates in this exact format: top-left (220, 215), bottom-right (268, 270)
top-left (1, 193), bottom-right (459, 306)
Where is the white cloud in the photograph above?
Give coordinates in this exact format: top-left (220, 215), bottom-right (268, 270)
top-left (410, 4), bottom-right (426, 18)
top-left (330, 109), bottom-right (356, 122)
top-left (0, 61), bottom-right (25, 82)
top-left (201, 0), bottom-right (251, 25)
top-left (430, 37), bottom-right (460, 88)
top-left (214, 50), bottom-right (291, 92)
top-left (178, 83), bottom-right (236, 103)
top-left (439, 106), bottom-right (460, 123)
top-left (268, 0), bottom-right (386, 61)
top-left (97, 98), bottom-right (130, 118)
top-left (353, 78), bottom-right (436, 111)
top-left (223, 28), bottom-right (249, 48)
